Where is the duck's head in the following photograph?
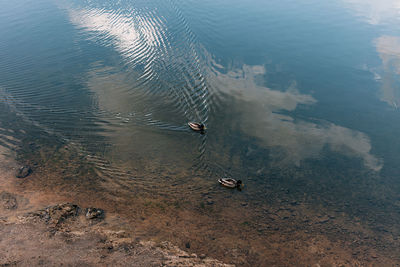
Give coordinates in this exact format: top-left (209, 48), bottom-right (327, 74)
top-left (236, 180), bottom-right (242, 187)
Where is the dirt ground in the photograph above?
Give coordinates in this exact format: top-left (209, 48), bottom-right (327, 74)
top-left (0, 150), bottom-right (233, 266)
top-left (0, 141), bottom-right (399, 267)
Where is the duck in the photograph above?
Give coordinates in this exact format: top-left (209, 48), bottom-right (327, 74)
top-left (188, 122), bottom-right (206, 131)
top-left (218, 178), bottom-right (242, 189)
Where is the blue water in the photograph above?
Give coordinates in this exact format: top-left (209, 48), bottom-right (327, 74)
top-left (1, 0), bottom-right (400, 264)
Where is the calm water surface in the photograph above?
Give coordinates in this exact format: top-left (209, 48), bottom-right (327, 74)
top-left (1, 0), bottom-right (400, 264)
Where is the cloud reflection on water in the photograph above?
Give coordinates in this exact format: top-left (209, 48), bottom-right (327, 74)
top-left (374, 35), bottom-right (400, 108)
top-left (342, 0), bottom-right (400, 25)
top-left (68, 4), bottom-right (210, 124)
top-left (69, 7), bottom-right (164, 47)
top-left (207, 64), bottom-right (383, 171)
top-left (66, 4), bottom-right (383, 171)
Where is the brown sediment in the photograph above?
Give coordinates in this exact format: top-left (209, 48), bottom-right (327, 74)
top-left (0, 202), bottom-right (232, 266)
top-left (0, 151), bottom-right (232, 266)
top-left (0, 139), bottom-right (399, 266)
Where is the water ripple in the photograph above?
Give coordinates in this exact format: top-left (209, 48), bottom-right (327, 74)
top-left (0, 0), bottom-right (221, 181)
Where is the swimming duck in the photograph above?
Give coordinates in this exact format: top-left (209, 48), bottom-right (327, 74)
top-left (218, 178), bottom-right (242, 189)
top-left (188, 122), bottom-right (206, 131)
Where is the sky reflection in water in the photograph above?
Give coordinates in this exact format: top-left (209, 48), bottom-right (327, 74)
top-left (0, 0), bottom-right (400, 207)
top-left (64, 0), bottom-right (389, 173)
top-left (1, 0), bottom-right (400, 263)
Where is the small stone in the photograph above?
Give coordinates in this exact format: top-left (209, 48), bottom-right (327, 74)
top-left (185, 242), bottom-right (190, 249)
top-left (199, 254), bottom-right (206, 259)
top-left (0, 192), bottom-right (17, 210)
top-left (317, 216), bottom-right (330, 224)
top-left (16, 166), bottom-right (32, 178)
top-left (64, 206), bottom-right (72, 212)
top-left (85, 208), bottom-right (105, 220)
top-left (206, 199), bottom-right (214, 205)
top-left (49, 203), bottom-right (79, 222)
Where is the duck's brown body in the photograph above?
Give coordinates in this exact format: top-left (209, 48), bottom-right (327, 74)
top-left (218, 178), bottom-right (241, 188)
top-left (188, 122), bottom-right (205, 131)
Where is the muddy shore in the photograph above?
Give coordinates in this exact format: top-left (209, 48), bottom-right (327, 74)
top-left (0, 150), bottom-right (233, 266)
top-left (0, 131), bottom-right (399, 266)
top-left (0, 202), bottom-right (232, 266)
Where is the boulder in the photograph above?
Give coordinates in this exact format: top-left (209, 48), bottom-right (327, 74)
top-left (16, 166), bottom-right (32, 178)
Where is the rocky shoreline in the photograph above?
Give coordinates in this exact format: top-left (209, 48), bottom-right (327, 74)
top-left (0, 150), bottom-right (233, 266)
top-left (0, 199), bottom-right (233, 266)
top-left (0, 137), bottom-right (399, 266)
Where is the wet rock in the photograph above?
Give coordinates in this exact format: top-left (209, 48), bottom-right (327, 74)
top-left (47, 203), bottom-right (79, 225)
top-left (0, 192), bottom-right (17, 210)
top-left (316, 216), bottom-right (330, 224)
top-left (16, 165), bottom-right (32, 178)
top-left (85, 207), bottom-right (105, 220)
top-left (22, 203), bottom-right (79, 225)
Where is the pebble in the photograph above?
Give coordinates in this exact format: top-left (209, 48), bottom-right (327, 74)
top-left (317, 216), bottom-right (330, 224)
top-left (371, 253), bottom-right (378, 259)
top-left (0, 192), bottom-right (17, 209)
top-left (16, 166), bottom-right (32, 178)
top-left (85, 208), bottom-right (105, 220)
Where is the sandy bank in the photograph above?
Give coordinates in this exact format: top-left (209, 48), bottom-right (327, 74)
top-left (0, 200), bottom-right (232, 266)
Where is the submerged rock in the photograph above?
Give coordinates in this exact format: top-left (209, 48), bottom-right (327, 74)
top-left (22, 203), bottom-right (79, 225)
top-left (316, 216), bottom-right (330, 224)
top-left (0, 192), bottom-right (17, 210)
top-left (16, 165), bottom-right (32, 178)
top-left (206, 199), bottom-right (214, 205)
top-left (46, 203), bottom-right (79, 225)
top-left (85, 207), bottom-right (105, 220)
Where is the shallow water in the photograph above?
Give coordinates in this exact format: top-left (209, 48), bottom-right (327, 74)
top-left (1, 0), bottom-right (400, 265)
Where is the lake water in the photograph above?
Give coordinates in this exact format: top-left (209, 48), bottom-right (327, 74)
top-left (1, 0), bottom-right (400, 265)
